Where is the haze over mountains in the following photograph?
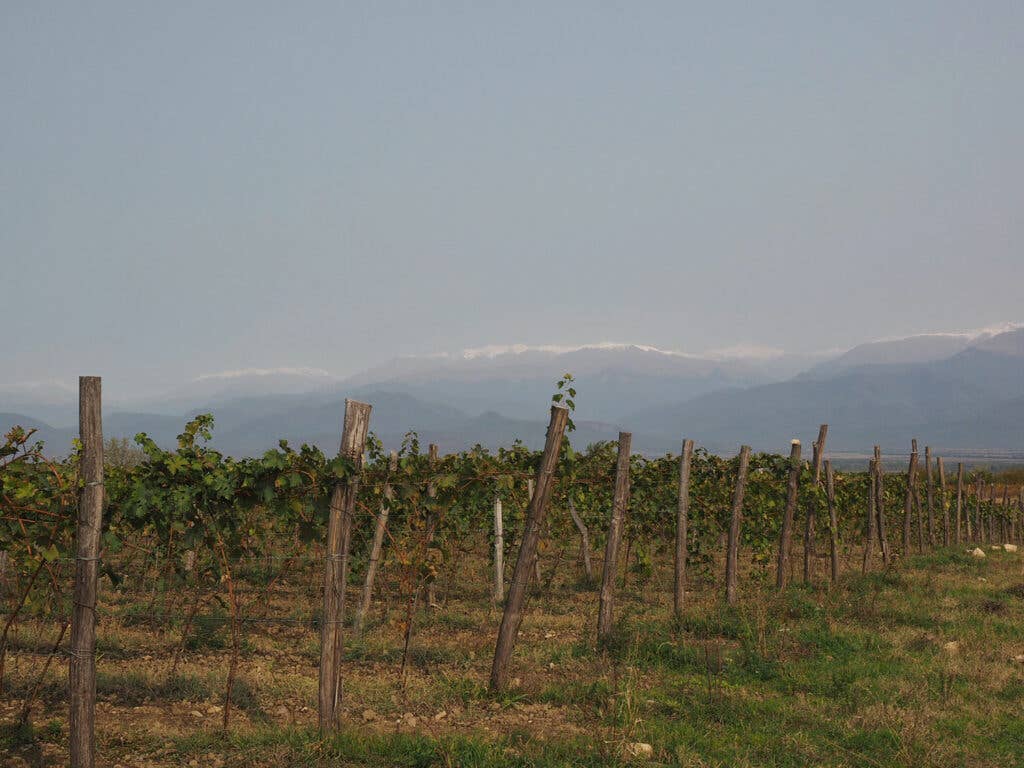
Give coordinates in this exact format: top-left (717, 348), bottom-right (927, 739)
top-left (3, 324), bottom-right (1023, 458)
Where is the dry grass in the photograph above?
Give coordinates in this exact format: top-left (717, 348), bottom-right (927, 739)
top-left (3, 542), bottom-right (1024, 767)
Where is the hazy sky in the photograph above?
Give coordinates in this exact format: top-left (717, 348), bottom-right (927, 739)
top-left (4, 2), bottom-right (1022, 398)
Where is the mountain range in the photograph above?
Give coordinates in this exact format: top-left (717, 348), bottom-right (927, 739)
top-left (3, 326), bottom-right (1023, 459)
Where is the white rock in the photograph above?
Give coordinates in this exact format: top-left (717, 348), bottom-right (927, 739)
top-left (943, 641), bottom-right (961, 656)
top-left (990, 545), bottom-right (1002, 551)
top-left (971, 548), bottom-right (986, 559)
top-left (1003, 544), bottom-right (1018, 552)
top-left (623, 742), bottom-right (654, 760)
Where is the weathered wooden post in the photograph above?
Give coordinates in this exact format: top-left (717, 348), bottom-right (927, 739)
top-left (874, 447), bottom-right (891, 564)
top-left (724, 446), bottom-right (752, 606)
top-left (937, 457), bottom-right (949, 546)
top-left (493, 493), bottom-right (504, 603)
top-left (70, 377), bottom-right (104, 768)
top-left (426, 443), bottom-right (440, 608)
top-left (1002, 485), bottom-right (1010, 543)
top-left (597, 432), bottom-right (632, 645)
top-left (825, 460), bottom-right (840, 582)
top-left (925, 447), bottom-right (936, 547)
top-left (674, 439), bottom-right (694, 619)
top-left (319, 399), bottom-right (371, 732)
top-left (969, 478), bottom-right (979, 542)
top-left (863, 459), bottom-right (877, 574)
top-left (902, 441), bottom-right (918, 554)
top-left (989, 483), bottom-right (997, 542)
top-left (490, 406), bottom-right (568, 690)
top-left (1018, 489), bottom-right (1023, 546)
top-left (776, 440), bottom-right (802, 590)
top-left (912, 461), bottom-right (925, 553)
top-left (803, 425), bottom-right (828, 582)
top-left (954, 463), bottom-right (965, 545)
top-left (567, 498), bottom-right (593, 582)
top-left (979, 480), bottom-right (988, 545)
top-left (528, 478), bottom-right (542, 585)
top-left (354, 450), bottom-right (396, 637)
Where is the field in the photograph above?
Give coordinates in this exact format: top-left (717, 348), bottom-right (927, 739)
top-left (4, 542), bottom-right (1024, 768)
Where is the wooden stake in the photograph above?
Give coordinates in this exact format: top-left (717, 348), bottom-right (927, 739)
top-left (70, 377), bottom-right (104, 768)
top-left (567, 498), bottom-right (593, 582)
top-left (725, 446), bottom-right (752, 606)
top-left (924, 447), bottom-right (935, 547)
top-left (674, 439), bottom-right (694, 619)
top-left (874, 447), bottom-right (890, 564)
top-left (354, 450), bottom-right (396, 637)
top-left (493, 494), bottom-right (504, 603)
top-left (598, 432), bottom-right (632, 644)
top-left (863, 459), bottom-right (876, 574)
top-left (954, 463), bottom-right (964, 545)
top-left (937, 457), bottom-right (949, 547)
top-left (776, 440), bottom-right (802, 590)
top-left (825, 460), bottom-right (839, 583)
top-left (912, 457), bottom-right (924, 554)
top-left (989, 483), bottom-right (997, 542)
top-left (902, 441), bottom-right (918, 554)
top-left (490, 406), bottom-right (568, 690)
top-left (318, 399), bottom-right (371, 732)
top-left (803, 425), bottom-right (828, 583)
top-left (979, 481), bottom-right (988, 545)
top-left (426, 444), bottom-right (440, 608)
top-left (528, 478), bottom-right (541, 585)
top-left (1002, 485), bottom-right (1010, 543)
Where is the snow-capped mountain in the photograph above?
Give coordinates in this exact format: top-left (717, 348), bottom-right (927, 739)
top-left (4, 325), bottom-right (1024, 456)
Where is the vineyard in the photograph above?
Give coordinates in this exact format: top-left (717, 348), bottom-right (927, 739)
top-left (2, 377), bottom-right (1024, 768)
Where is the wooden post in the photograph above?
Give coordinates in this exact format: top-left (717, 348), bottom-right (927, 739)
top-left (874, 447), bottom-right (891, 564)
top-left (924, 447), bottom-right (935, 547)
top-left (776, 440), bottom-right (802, 590)
top-left (493, 493), bottom-right (504, 603)
top-left (999, 483), bottom-right (1007, 544)
top-left (567, 498), bottom-right (593, 582)
top-left (426, 443), bottom-right (440, 608)
top-left (937, 457), bottom-right (949, 547)
top-left (803, 425), bottom-right (828, 582)
top-left (70, 377), bottom-right (104, 768)
top-left (1018, 489), bottom-right (1023, 546)
top-left (490, 405), bottom-right (568, 690)
top-left (825, 460), bottom-right (839, 583)
top-left (674, 439), bottom-right (694, 619)
top-left (318, 399), bottom-right (371, 732)
top-left (979, 481), bottom-right (988, 545)
top-left (989, 483), bottom-right (997, 542)
top-left (724, 446), bottom-right (752, 606)
top-left (1016, 489), bottom-right (1022, 545)
top-left (354, 450), bottom-right (396, 637)
top-left (912, 460), bottom-right (924, 554)
top-left (969, 478), bottom-right (978, 542)
top-left (528, 478), bottom-right (541, 585)
top-left (902, 441), bottom-right (918, 554)
top-left (863, 459), bottom-right (876, 574)
top-left (597, 432), bottom-right (632, 645)
top-left (954, 463), bottom-right (964, 545)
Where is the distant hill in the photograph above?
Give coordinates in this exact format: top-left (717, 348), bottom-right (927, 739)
top-left (3, 327), bottom-right (1023, 457)
top-left (623, 329), bottom-right (1024, 453)
top-left (340, 343), bottom-right (814, 423)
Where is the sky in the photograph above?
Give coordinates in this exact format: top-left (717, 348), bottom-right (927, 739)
top-left (3, 2), bottom-right (1023, 399)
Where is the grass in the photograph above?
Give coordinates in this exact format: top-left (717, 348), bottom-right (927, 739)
top-left (3, 546), bottom-right (1024, 766)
